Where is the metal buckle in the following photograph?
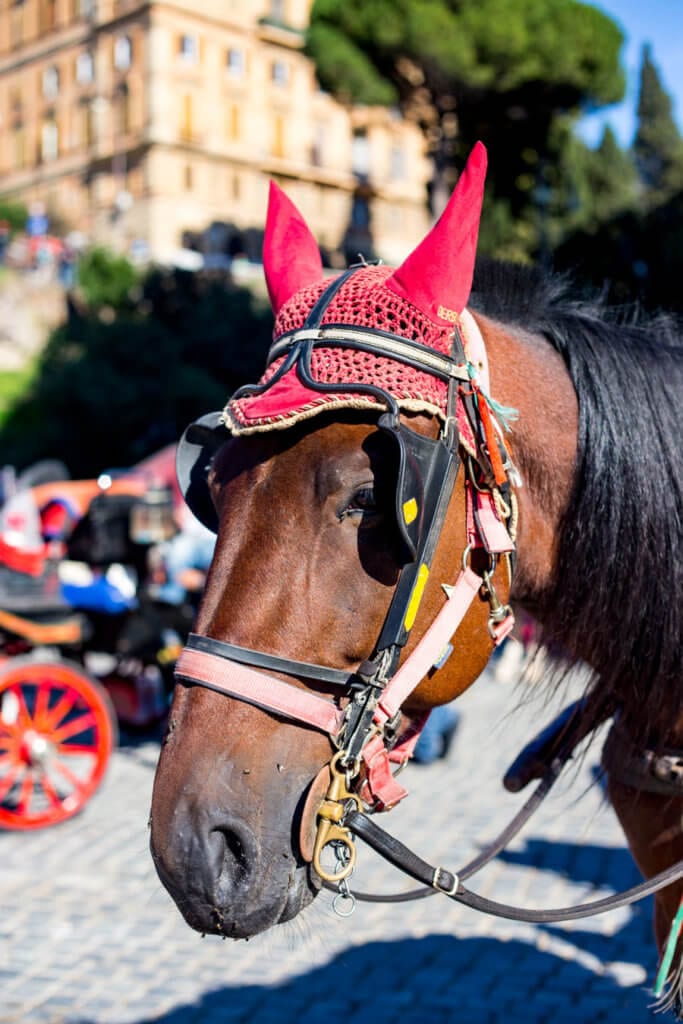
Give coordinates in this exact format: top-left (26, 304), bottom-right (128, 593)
top-left (432, 865), bottom-right (459, 896)
top-left (652, 754), bottom-right (683, 787)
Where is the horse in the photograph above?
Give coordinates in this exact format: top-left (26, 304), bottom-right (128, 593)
top-left (149, 143), bottom-right (683, 1010)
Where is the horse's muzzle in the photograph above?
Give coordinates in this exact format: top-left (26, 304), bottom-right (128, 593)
top-left (150, 803), bottom-right (318, 938)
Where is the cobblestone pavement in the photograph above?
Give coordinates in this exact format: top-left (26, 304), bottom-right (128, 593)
top-left (0, 666), bottom-right (670, 1023)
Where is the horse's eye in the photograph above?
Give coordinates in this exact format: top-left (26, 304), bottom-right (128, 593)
top-left (350, 487), bottom-right (376, 513)
top-left (340, 486), bottom-right (378, 520)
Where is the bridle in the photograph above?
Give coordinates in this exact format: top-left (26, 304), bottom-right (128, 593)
top-left (173, 269), bottom-right (683, 926)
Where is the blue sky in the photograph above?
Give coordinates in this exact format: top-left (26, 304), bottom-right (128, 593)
top-left (578, 0), bottom-right (683, 147)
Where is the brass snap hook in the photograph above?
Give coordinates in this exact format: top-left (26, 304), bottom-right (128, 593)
top-left (312, 752), bottom-right (361, 883)
top-left (480, 564), bottom-right (513, 636)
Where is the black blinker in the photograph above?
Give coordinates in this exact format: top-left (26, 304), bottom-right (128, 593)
top-left (176, 411), bottom-right (227, 533)
top-left (378, 413), bottom-right (456, 564)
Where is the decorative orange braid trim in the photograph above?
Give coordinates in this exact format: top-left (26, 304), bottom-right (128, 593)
top-left (474, 386), bottom-right (508, 487)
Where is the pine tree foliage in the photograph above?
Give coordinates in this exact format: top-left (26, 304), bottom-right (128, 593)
top-left (633, 43), bottom-right (683, 201)
top-left (307, 0), bottom-right (626, 259)
top-left (585, 126), bottom-right (640, 222)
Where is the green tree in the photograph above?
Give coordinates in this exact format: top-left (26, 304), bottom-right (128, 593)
top-left (555, 188), bottom-right (683, 313)
top-left (0, 268), bottom-right (274, 477)
top-left (77, 247), bottom-right (140, 310)
top-left (633, 43), bottom-right (683, 201)
top-left (307, 0), bottom-right (625, 259)
top-left (0, 199), bottom-right (28, 233)
top-left (586, 126), bottom-right (639, 221)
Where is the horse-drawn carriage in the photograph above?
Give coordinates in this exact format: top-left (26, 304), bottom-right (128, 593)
top-left (0, 456), bottom-right (192, 830)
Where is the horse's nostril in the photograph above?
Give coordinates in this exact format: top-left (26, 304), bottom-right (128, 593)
top-left (209, 823), bottom-right (253, 890)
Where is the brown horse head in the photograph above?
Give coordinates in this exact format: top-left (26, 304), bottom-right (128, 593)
top-left (150, 144), bottom-right (536, 937)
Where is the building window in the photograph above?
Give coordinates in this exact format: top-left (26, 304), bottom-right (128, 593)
top-left (10, 4), bottom-right (24, 48)
top-left (13, 124), bottom-right (26, 169)
top-left (351, 131), bottom-right (370, 177)
top-left (41, 119), bottom-right (59, 162)
top-left (39, 0), bottom-right (57, 33)
top-left (311, 122), bottom-right (325, 167)
top-left (181, 94), bottom-right (194, 142)
top-left (271, 114), bottom-right (284, 158)
top-left (178, 33), bottom-right (199, 64)
top-left (184, 163), bottom-right (193, 190)
top-left (389, 144), bottom-right (406, 181)
top-left (76, 52), bottom-right (94, 84)
top-left (115, 83), bottom-right (131, 136)
top-left (73, 0), bottom-right (94, 18)
top-left (271, 60), bottom-right (289, 87)
top-left (42, 66), bottom-right (60, 100)
top-left (226, 103), bottom-right (240, 140)
top-left (80, 101), bottom-right (94, 147)
top-left (269, 0), bottom-right (285, 22)
top-left (114, 35), bottom-right (132, 71)
top-left (231, 173), bottom-right (241, 201)
top-left (226, 47), bottom-right (244, 78)
top-left (128, 166), bottom-right (143, 199)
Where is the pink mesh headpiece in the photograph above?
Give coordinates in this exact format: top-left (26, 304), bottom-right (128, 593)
top-left (225, 143), bottom-right (487, 434)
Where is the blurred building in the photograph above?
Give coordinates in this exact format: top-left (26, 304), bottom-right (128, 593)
top-left (0, 0), bottom-right (431, 266)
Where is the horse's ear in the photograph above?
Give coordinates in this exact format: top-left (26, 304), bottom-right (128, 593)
top-left (263, 181), bottom-right (324, 315)
top-left (386, 142), bottom-right (487, 324)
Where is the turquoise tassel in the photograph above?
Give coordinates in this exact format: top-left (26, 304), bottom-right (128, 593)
top-left (654, 899), bottom-right (683, 999)
top-left (484, 393), bottom-right (519, 432)
top-left (466, 362), bottom-right (519, 432)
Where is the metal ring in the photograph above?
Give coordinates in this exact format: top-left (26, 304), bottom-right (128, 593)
top-left (332, 890), bottom-right (357, 917)
top-left (462, 545), bottom-right (496, 576)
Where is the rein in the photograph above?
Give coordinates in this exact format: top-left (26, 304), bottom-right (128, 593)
top-left (340, 807), bottom-right (683, 923)
top-left (321, 701), bottom-right (683, 922)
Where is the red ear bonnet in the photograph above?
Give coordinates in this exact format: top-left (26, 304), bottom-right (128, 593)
top-left (386, 140), bottom-right (487, 323)
top-left (226, 145), bottom-right (488, 435)
top-left (263, 181), bottom-right (324, 315)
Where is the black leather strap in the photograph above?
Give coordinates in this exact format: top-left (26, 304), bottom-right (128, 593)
top-left (325, 704), bottom-right (683, 921)
top-left (185, 633), bottom-right (353, 688)
top-left (344, 807), bottom-right (683, 923)
top-left (454, 864), bottom-right (683, 923)
top-left (346, 809), bottom-right (458, 894)
top-left (303, 269), bottom-right (357, 328)
top-left (325, 758), bottom-right (563, 904)
top-left (268, 326), bottom-right (470, 385)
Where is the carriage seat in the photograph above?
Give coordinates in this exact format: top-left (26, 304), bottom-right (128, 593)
top-left (0, 604), bottom-right (84, 646)
top-left (0, 538), bottom-right (72, 614)
top-left (0, 534), bottom-right (84, 643)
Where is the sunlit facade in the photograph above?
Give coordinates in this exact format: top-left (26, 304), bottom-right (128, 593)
top-left (0, 0), bottom-right (431, 264)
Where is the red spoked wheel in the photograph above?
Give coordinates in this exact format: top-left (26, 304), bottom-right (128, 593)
top-left (0, 656), bottom-right (117, 830)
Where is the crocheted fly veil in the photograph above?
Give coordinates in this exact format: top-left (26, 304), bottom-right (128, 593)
top-left (224, 142), bottom-right (488, 435)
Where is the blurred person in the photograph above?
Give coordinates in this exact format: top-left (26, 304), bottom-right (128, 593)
top-left (147, 504), bottom-right (215, 608)
top-left (0, 220), bottom-right (9, 264)
top-left (58, 243), bottom-right (77, 288)
top-left (412, 702), bottom-right (461, 765)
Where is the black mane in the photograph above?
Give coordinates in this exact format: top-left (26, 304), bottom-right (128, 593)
top-left (470, 259), bottom-right (683, 745)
